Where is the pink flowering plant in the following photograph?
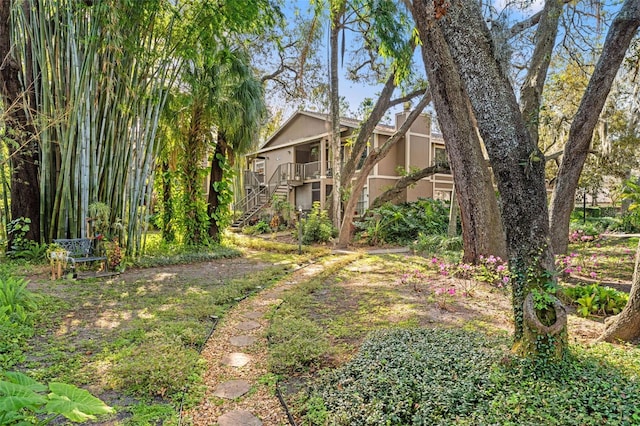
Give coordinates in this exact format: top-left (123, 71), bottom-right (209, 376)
top-left (433, 287), bottom-right (456, 310)
top-left (568, 227), bottom-right (602, 244)
top-left (399, 269), bottom-right (429, 292)
top-left (451, 263), bottom-right (479, 296)
top-left (555, 251), bottom-right (602, 281)
top-left (426, 255), bottom-right (511, 292)
top-left (474, 255), bottom-right (511, 288)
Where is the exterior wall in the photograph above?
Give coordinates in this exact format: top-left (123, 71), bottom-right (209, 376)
top-left (408, 134), bottom-right (429, 169)
top-left (262, 147), bottom-right (294, 182)
top-left (396, 111), bottom-right (431, 137)
top-left (267, 115), bottom-right (328, 148)
top-left (407, 180), bottom-right (434, 201)
top-left (295, 185), bottom-right (313, 211)
top-left (377, 134), bottom-right (401, 176)
top-left (368, 177), bottom-right (406, 204)
top-left (411, 113), bottom-right (430, 135)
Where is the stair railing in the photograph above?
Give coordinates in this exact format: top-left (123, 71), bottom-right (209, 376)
top-left (232, 163), bottom-right (295, 227)
top-left (232, 186), bottom-right (268, 220)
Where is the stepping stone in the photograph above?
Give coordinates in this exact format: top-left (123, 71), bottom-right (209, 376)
top-left (221, 352), bottom-right (251, 367)
top-left (235, 320), bottom-right (261, 331)
top-left (242, 311), bottom-right (263, 320)
top-left (212, 379), bottom-right (251, 399)
top-left (218, 410), bottom-right (262, 426)
top-left (229, 335), bottom-right (257, 347)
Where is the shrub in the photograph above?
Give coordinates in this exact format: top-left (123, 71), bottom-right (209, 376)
top-left (6, 217), bottom-right (33, 257)
top-left (561, 283), bottom-right (628, 317)
top-left (356, 198), bottom-right (449, 245)
top-left (302, 202), bottom-right (336, 244)
top-left (0, 274), bottom-right (38, 369)
top-left (568, 222), bottom-right (602, 242)
top-left (242, 219), bottom-right (271, 235)
top-left (474, 254), bottom-right (510, 286)
top-left (608, 213), bottom-right (640, 233)
top-left (413, 233), bottom-right (462, 254)
top-left (0, 275), bottom-right (38, 324)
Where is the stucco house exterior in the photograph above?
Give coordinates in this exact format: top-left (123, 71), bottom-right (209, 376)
top-left (232, 109), bottom-right (453, 228)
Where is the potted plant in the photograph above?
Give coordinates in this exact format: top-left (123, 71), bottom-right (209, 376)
top-left (47, 243), bottom-right (69, 280)
top-left (105, 238), bottom-right (124, 273)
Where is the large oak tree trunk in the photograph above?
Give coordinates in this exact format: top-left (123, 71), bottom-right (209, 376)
top-left (549, 0), bottom-right (640, 254)
top-left (0, 0), bottom-right (41, 244)
top-left (598, 239), bottom-right (640, 342)
top-left (413, 17), bottom-right (506, 264)
top-left (412, 0), bottom-right (564, 357)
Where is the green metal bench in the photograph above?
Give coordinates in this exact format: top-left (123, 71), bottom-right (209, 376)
top-left (53, 238), bottom-right (107, 272)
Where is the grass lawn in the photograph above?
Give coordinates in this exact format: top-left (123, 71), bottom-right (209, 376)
top-left (1, 234), bottom-right (639, 425)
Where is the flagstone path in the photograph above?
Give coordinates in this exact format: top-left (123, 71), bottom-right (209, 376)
top-left (187, 258), bottom-right (345, 425)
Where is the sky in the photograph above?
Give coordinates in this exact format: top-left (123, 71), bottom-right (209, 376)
top-left (278, 0), bottom-right (544, 123)
top-left (277, 0), bottom-right (620, 125)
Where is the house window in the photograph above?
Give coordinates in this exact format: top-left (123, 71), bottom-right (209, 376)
top-left (356, 187), bottom-right (367, 215)
top-left (312, 182), bottom-right (321, 203)
top-left (434, 190), bottom-right (451, 202)
top-left (357, 146), bottom-right (368, 170)
top-left (434, 147), bottom-right (450, 172)
top-left (254, 159), bottom-right (265, 175)
top-left (310, 145), bottom-right (319, 161)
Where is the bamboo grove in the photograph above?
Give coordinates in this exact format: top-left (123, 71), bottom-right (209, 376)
top-left (1, 0), bottom-right (276, 255)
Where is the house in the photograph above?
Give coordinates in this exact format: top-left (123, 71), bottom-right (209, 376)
top-left (232, 109), bottom-right (454, 228)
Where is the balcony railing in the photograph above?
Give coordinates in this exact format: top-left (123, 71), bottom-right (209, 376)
top-left (302, 161), bottom-right (332, 179)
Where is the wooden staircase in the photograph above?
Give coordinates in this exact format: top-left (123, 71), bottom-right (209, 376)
top-left (231, 164), bottom-right (301, 229)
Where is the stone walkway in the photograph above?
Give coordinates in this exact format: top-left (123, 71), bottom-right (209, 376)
top-left (187, 258), bottom-right (343, 425)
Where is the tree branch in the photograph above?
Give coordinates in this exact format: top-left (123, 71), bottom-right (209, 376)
top-left (370, 163), bottom-right (450, 209)
top-left (388, 87), bottom-right (429, 109)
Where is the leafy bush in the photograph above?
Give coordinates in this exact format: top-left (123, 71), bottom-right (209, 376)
top-left (561, 283), bottom-right (628, 317)
top-left (568, 221), bottom-right (602, 242)
top-left (9, 243), bottom-right (49, 261)
top-left (242, 220), bottom-right (272, 235)
top-left (303, 202), bottom-right (336, 244)
top-left (6, 217), bottom-right (33, 257)
top-left (301, 328), bottom-right (640, 425)
top-left (0, 275), bottom-right (38, 324)
top-left (0, 274), bottom-right (38, 369)
top-left (413, 233), bottom-right (462, 254)
top-left (0, 371), bottom-right (114, 424)
top-left (356, 198), bottom-right (449, 245)
top-left (608, 213), bottom-right (640, 233)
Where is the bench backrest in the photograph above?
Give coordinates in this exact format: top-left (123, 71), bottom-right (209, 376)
top-left (53, 238), bottom-right (93, 257)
